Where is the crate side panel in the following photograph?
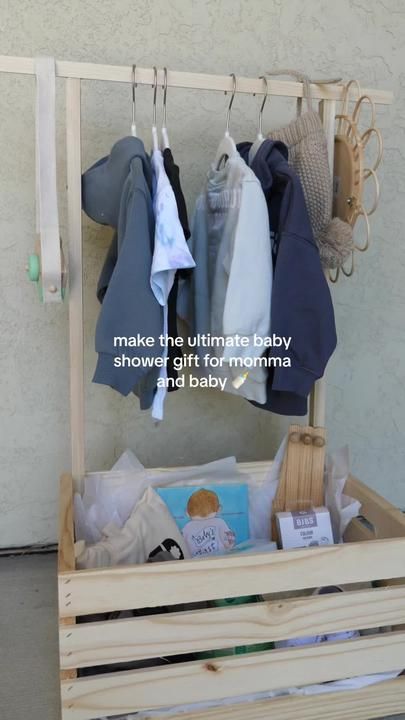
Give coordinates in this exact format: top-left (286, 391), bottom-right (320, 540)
top-left (60, 631), bottom-right (405, 720)
top-left (345, 477), bottom-right (405, 539)
top-left (144, 677), bottom-right (405, 720)
top-left (59, 538), bottom-right (405, 617)
top-left (60, 585), bottom-right (405, 669)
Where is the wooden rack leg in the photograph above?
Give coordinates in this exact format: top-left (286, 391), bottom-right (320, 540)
top-left (58, 474), bottom-right (76, 681)
top-left (309, 98), bottom-right (337, 428)
top-left (66, 78), bottom-right (85, 489)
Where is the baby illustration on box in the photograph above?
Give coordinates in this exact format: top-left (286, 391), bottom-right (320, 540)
top-left (182, 489), bottom-right (236, 556)
top-left (156, 483), bottom-right (248, 558)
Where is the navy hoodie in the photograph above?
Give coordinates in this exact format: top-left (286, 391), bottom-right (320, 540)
top-left (237, 140), bottom-right (337, 415)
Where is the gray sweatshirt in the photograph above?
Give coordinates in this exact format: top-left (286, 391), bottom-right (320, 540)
top-left (82, 137), bottom-right (162, 401)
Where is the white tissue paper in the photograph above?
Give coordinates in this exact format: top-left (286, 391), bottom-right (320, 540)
top-left (74, 440), bottom-right (361, 548)
top-left (111, 448), bottom-right (144, 472)
top-left (248, 437), bottom-right (286, 539)
top-left (325, 445), bottom-right (361, 542)
top-left (74, 454), bottom-right (249, 543)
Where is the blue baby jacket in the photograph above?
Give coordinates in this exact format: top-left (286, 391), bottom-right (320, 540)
top-left (82, 137), bottom-right (162, 399)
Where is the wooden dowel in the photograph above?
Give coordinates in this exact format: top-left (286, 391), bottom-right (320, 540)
top-left (66, 78), bottom-right (85, 488)
top-left (0, 55), bottom-right (394, 104)
top-left (309, 98), bottom-right (337, 428)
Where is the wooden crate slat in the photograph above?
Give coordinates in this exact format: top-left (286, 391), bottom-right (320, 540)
top-left (344, 517), bottom-right (375, 543)
top-left (145, 676), bottom-right (405, 720)
top-left (59, 537), bottom-right (405, 617)
top-left (345, 475), bottom-right (405, 539)
top-left (59, 585), bottom-right (405, 670)
top-left (60, 631), bottom-right (405, 719)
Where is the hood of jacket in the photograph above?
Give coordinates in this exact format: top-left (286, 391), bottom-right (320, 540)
top-left (82, 136), bottom-right (152, 228)
top-left (238, 139), bottom-right (312, 241)
top-left (237, 139), bottom-right (288, 192)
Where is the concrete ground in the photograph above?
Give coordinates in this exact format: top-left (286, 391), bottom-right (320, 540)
top-left (0, 553), bottom-right (60, 720)
top-left (0, 553), bottom-right (404, 720)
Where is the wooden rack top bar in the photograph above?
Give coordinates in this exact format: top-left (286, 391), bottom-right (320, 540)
top-left (0, 55), bottom-right (393, 105)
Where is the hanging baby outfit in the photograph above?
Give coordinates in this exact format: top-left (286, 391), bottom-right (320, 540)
top-left (179, 148), bottom-right (273, 403)
top-left (163, 148), bottom-right (192, 389)
top-left (237, 139), bottom-right (337, 415)
top-left (82, 136), bottom-right (162, 406)
top-left (150, 148), bottom-right (195, 420)
top-left (84, 101), bottom-right (338, 417)
top-left (82, 138), bottom-right (195, 416)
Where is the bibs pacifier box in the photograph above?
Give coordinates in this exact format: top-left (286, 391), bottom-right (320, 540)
top-left (276, 507), bottom-right (334, 550)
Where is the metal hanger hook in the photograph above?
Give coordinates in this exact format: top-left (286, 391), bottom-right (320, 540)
top-left (258, 75), bottom-right (269, 136)
top-left (131, 64), bottom-right (137, 128)
top-left (152, 65), bottom-right (158, 126)
top-left (225, 73), bottom-right (237, 134)
top-left (162, 67), bottom-right (168, 127)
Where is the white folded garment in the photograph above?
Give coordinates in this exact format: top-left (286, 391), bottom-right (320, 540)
top-left (75, 487), bottom-right (190, 569)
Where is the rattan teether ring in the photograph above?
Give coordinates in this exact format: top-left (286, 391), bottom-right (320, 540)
top-left (352, 93), bottom-right (377, 131)
top-left (353, 206), bottom-right (370, 252)
top-left (329, 266), bottom-right (340, 283)
top-left (339, 79), bottom-right (362, 130)
top-left (362, 168), bottom-right (380, 217)
top-left (341, 250), bottom-right (355, 277)
top-left (336, 111), bottom-right (362, 146)
top-left (332, 79), bottom-right (384, 280)
top-left (339, 114), bottom-right (362, 149)
top-left (333, 115), bottom-right (364, 226)
top-left (361, 126), bottom-right (383, 176)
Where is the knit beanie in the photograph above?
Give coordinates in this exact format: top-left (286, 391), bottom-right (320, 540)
top-left (266, 70), bottom-right (353, 269)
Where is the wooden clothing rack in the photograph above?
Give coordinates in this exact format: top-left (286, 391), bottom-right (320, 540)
top-left (5, 56), bottom-right (405, 720)
top-left (0, 55), bottom-right (393, 484)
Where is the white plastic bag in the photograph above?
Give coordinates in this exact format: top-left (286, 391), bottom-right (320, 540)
top-left (325, 446), bottom-right (361, 542)
top-left (249, 437), bottom-right (287, 539)
top-left (74, 441), bottom-right (361, 547)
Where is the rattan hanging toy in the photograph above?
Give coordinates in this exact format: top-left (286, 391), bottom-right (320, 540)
top-left (332, 80), bottom-right (383, 281)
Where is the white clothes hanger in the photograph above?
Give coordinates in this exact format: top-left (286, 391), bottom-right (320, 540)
top-left (151, 66), bottom-right (159, 152)
top-left (130, 64), bottom-right (137, 137)
top-left (161, 67), bottom-right (170, 150)
top-left (248, 75), bottom-right (269, 165)
top-left (214, 73), bottom-right (238, 170)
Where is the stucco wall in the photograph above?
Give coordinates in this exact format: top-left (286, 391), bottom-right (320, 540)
top-left (0, 0), bottom-right (403, 547)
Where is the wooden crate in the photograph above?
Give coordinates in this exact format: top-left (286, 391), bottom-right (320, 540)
top-left (58, 462), bottom-right (405, 720)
